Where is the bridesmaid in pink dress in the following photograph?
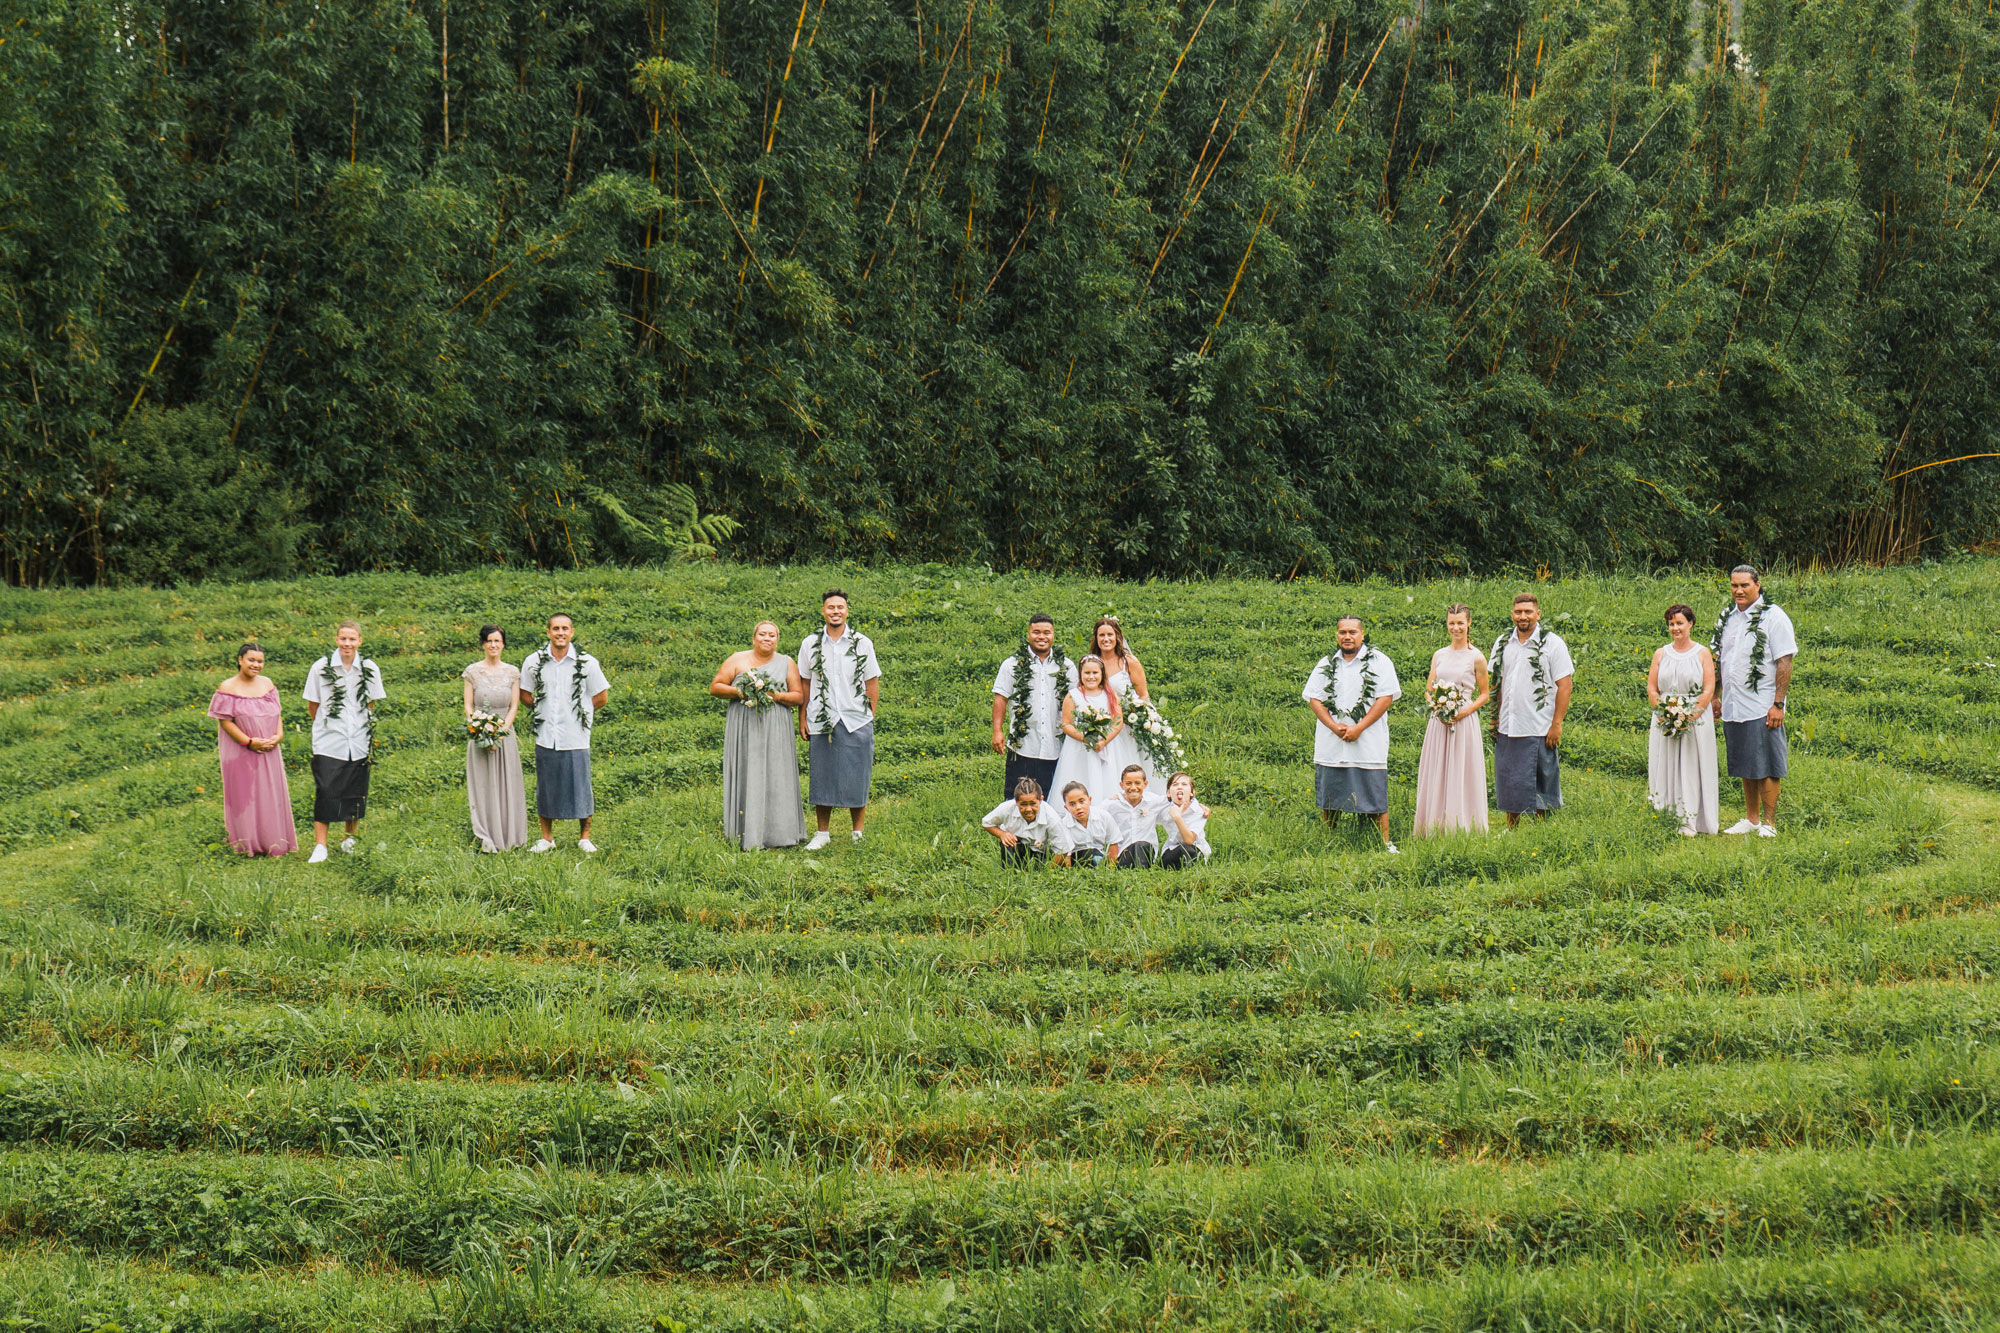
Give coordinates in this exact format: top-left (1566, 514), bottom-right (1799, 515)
top-left (206, 642), bottom-right (298, 857)
top-left (1413, 605), bottom-right (1492, 836)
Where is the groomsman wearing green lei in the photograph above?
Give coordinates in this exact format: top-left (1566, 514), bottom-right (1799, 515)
top-left (1713, 564), bottom-right (1797, 837)
top-left (302, 620), bottom-right (386, 864)
top-left (992, 614), bottom-right (1072, 801)
top-left (519, 613), bottom-right (610, 853)
top-left (798, 589), bottom-right (882, 851)
top-left (1489, 592), bottom-right (1575, 828)
top-left (1303, 616), bottom-right (1403, 853)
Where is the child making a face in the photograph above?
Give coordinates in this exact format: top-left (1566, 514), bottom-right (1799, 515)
top-left (1160, 772), bottom-right (1211, 868)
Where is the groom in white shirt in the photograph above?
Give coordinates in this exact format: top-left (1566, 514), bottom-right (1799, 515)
top-left (991, 615), bottom-right (1072, 800)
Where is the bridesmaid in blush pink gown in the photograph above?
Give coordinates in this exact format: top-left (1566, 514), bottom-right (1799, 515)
top-left (1413, 605), bottom-right (1492, 836)
top-left (206, 642), bottom-right (298, 857)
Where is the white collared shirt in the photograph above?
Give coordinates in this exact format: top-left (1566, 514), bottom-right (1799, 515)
top-left (1106, 791), bottom-right (1169, 852)
top-left (1162, 801), bottom-right (1210, 857)
top-left (1303, 648), bottom-right (1402, 769)
top-left (798, 626), bottom-right (881, 735)
top-left (302, 655), bottom-right (386, 760)
top-left (1716, 598), bottom-right (1797, 723)
top-left (982, 799), bottom-right (1061, 850)
top-left (1055, 806), bottom-right (1116, 856)
top-left (520, 646), bottom-right (610, 751)
top-left (1489, 629), bottom-right (1575, 738)
top-left (994, 650), bottom-right (1074, 761)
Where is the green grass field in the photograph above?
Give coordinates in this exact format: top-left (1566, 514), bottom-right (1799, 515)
top-left (2, 560), bottom-right (1999, 1332)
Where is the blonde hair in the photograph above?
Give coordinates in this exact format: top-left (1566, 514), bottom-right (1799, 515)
top-left (1077, 654), bottom-right (1107, 685)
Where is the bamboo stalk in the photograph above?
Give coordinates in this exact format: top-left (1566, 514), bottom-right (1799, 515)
top-left (1195, 199), bottom-right (1273, 359)
top-left (1117, 0), bottom-right (1222, 184)
top-left (747, 0), bottom-right (815, 236)
top-left (118, 268), bottom-right (203, 429)
top-left (862, 0), bottom-right (980, 279)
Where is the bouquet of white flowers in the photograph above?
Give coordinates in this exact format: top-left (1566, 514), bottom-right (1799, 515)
top-left (1655, 693), bottom-right (1702, 740)
top-left (735, 672), bottom-right (782, 711)
top-left (467, 710), bottom-right (506, 751)
top-left (1073, 703), bottom-right (1116, 751)
top-left (1120, 690), bottom-right (1188, 772)
top-left (1426, 681), bottom-right (1474, 729)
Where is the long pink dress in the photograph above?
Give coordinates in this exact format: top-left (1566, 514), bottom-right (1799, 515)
top-left (207, 690), bottom-right (298, 857)
top-left (1413, 646), bottom-right (1489, 835)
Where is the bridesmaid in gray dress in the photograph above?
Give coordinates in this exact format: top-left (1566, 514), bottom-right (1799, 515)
top-left (462, 625), bottom-right (529, 852)
top-left (709, 621), bottom-right (808, 850)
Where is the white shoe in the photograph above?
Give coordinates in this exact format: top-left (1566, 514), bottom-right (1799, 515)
top-left (1756, 824), bottom-right (1778, 838)
top-left (851, 830), bottom-right (866, 844)
top-left (531, 839), bottom-right (557, 853)
top-left (577, 838), bottom-right (598, 853)
top-left (1723, 819), bottom-right (1758, 835)
top-left (805, 831), bottom-right (831, 851)
top-left (307, 844), bottom-right (328, 864)
top-left (1382, 842), bottom-right (1400, 855)
top-left (339, 836), bottom-right (356, 854)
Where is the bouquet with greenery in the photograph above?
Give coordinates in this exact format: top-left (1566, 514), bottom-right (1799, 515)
top-left (467, 710), bottom-right (506, 751)
top-left (1426, 681), bottom-right (1474, 729)
top-left (735, 672), bottom-right (782, 711)
top-left (1655, 693), bottom-right (1702, 740)
top-left (1119, 690), bottom-right (1187, 772)
top-left (1073, 703), bottom-right (1116, 751)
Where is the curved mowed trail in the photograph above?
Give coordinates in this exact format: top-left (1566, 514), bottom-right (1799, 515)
top-left (2, 564), bottom-right (1997, 1331)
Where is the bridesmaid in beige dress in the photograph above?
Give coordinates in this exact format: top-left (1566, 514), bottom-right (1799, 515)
top-left (462, 624), bottom-right (529, 852)
top-left (1413, 604), bottom-right (1492, 836)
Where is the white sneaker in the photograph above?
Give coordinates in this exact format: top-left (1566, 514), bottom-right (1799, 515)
top-left (577, 838), bottom-right (598, 853)
top-left (531, 838), bottom-right (557, 853)
top-left (1756, 824), bottom-right (1778, 838)
top-left (339, 836), bottom-right (356, 854)
top-left (851, 830), bottom-right (866, 844)
top-left (805, 831), bottom-right (831, 851)
top-left (307, 844), bottom-right (328, 864)
top-left (1382, 842), bottom-right (1400, 855)
top-left (1723, 819), bottom-right (1758, 835)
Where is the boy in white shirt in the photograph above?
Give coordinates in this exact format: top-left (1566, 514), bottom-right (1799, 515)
top-left (1108, 765), bottom-right (1167, 868)
top-left (981, 779), bottom-right (1062, 866)
top-left (1159, 771), bottom-right (1212, 868)
top-left (1054, 781), bottom-right (1119, 868)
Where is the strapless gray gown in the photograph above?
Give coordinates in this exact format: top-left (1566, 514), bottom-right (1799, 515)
top-left (723, 660), bottom-right (807, 849)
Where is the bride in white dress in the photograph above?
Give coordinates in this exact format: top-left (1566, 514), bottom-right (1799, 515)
top-left (1092, 617), bottom-right (1161, 793)
top-left (1049, 654), bottom-right (1127, 807)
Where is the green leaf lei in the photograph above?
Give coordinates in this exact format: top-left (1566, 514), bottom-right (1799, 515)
top-left (809, 624), bottom-right (873, 733)
top-left (1490, 628), bottom-right (1553, 713)
top-left (1711, 599), bottom-right (1776, 692)
top-left (528, 643), bottom-right (595, 741)
top-left (1323, 647), bottom-right (1381, 723)
top-left (317, 652), bottom-right (381, 758)
top-left (1005, 641), bottom-right (1071, 752)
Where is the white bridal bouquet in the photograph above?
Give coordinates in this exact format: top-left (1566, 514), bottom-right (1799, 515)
top-left (1120, 690), bottom-right (1188, 772)
top-left (467, 710), bottom-right (506, 751)
top-left (1655, 693), bottom-right (1702, 740)
top-left (1073, 703), bottom-right (1117, 751)
top-left (735, 672), bottom-right (782, 711)
top-left (1426, 682), bottom-right (1474, 729)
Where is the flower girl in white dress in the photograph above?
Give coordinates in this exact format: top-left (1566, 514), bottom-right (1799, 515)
top-left (1091, 618), bottom-right (1161, 793)
top-left (1049, 654), bottom-right (1127, 807)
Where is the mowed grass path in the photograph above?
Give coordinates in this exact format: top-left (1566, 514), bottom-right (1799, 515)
top-left (1, 562), bottom-right (1998, 1332)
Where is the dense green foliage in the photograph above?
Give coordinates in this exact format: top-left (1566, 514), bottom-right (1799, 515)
top-left (7, 0), bottom-right (2000, 586)
top-left (2, 560), bottom-right (1999, 1328)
